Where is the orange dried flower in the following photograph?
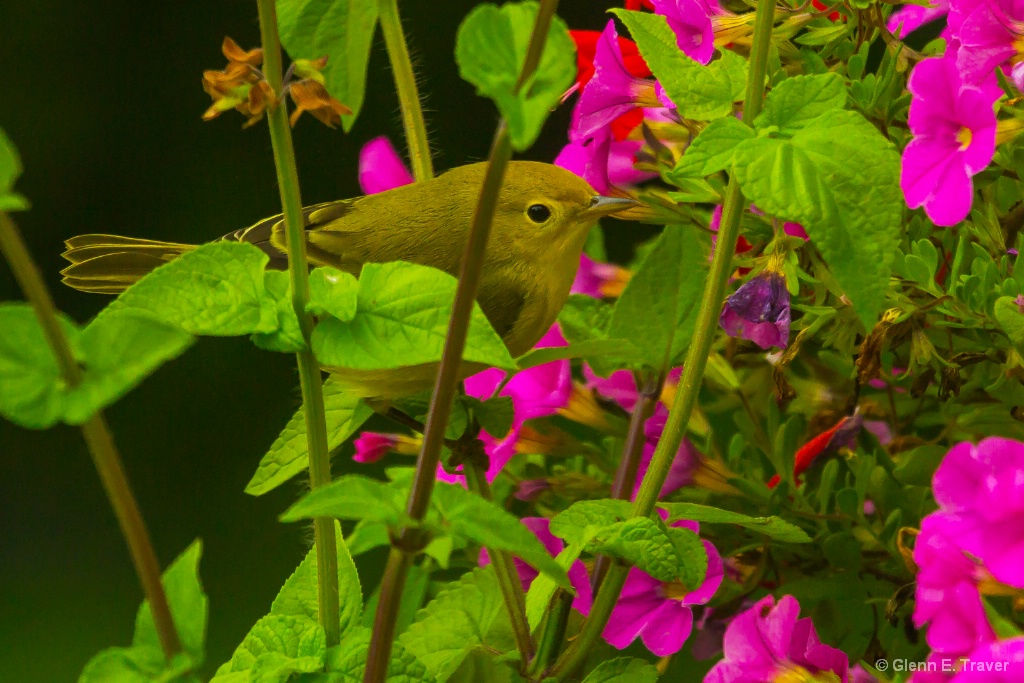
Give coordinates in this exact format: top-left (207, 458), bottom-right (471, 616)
top-left (288, 80), bottom-right (352, 128)
top-left (201, 37), bottom-right (276, 126)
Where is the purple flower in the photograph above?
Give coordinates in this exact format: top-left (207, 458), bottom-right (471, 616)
top-left (479, 517), bottom-right (592, 615)
top-left (719, 270), bottom-right (791, 349)
top-left (571, 21), bottom-right (661, 142)
top-left (901, 54), bottom-right (999, 226)
top-left (705, 595), bottom-right (850, 683)
top-left (929, 437), bottom-right (1024, 587)
top-left (913, 516), bottom-right (996, 655)
top-left (887, 0), bottom-right (950, 38)
top-left (358, 136), bottom-right (414, 195)
top-left (352, 432), bottom-right (421, 463)
top-left (556, 128), bottom-right (656, 194)
top-left (946, 637), bottom-right (1024, 681)
top-left (652, 0), bottom-right (733, 65)
top-left (957, 0), bottom-right (1024, 87)
top-left (603, 519), bottom-right (724, 656)
top-left (571, 253), bottom-right (632, 298)
top-left (438, 326), bottom-right (572, 484)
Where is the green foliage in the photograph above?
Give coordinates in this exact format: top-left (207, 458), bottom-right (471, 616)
top-left (591, 516), bottom-right (708, 589)
top-left (251, 271), bottom-right (306, 353)
top-left (753, 73), bottom-right (847, 133)
top-left (312, 262), bottom-right (516, 371)
top-left (606, 226), bottom-right (709, 370)
top-left (672, 116), bottom-right (755, 179)
top-left (399, 567), bottom-right (505, 681)
top-left (0, 304), bottom-right (193, 428)
top-left (610, 10), bottom-right (746, 121)
top-left (659, 502), bottom-right (812, 543)
top-left (548, 499), bottom-right (634, 545)
top-left (0, 126), bottom-right (29, 210)
top-left (455, 1), bottom-right (576, 150)
top-left (280, 474), bottom-right (407, 526)
top-left (277, 0), bottom-right (379, 131)
top-left (581, 658), bottom-right (659, 683)
top-left (80, 541), bottom-right (207, 683)
top-left (245, 377), bottom-right (372, 496)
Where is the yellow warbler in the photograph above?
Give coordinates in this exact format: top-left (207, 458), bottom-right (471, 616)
top-left (60, 161), bottom-right (635, 397)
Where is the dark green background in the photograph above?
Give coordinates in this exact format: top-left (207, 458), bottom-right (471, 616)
top-left (0, 2), bottom-right (638, 680)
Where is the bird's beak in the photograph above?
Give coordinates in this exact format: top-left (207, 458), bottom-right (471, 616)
top-left (585, 195), bottom-right (638, 218)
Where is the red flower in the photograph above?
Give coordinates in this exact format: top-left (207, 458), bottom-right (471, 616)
top-left (767, 412), bottom-right (864, 488)
top-left (812, 0), bottom-right (842, 22)
top-left (624, 0), bottom-right (656, 9)
top-left (570, 30), bottom-right (651, 93)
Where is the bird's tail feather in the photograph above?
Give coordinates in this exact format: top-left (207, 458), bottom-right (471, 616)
top-left (61, 234), bottom-right (197, 294)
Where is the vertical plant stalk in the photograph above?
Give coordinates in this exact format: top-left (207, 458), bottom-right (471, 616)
top-left (0, 212), bottom-right (183, 660)
top-left (379, 0), bottom-right (433, 182)
top-left (547, 1), bottom-right (776, 678)
top-left (528, 590), bottom-right (573, 676)
top-left (256, 0), bottom-right (340, 649)
top-left (589, 371), bottom-right (660, 593)
top-left (465, 463), bottom-right (535, 663)
top-left (364, 2), bottom-right (560, 680)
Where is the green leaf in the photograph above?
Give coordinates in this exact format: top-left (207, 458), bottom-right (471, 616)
top-left (308, 266), bottom-right (359, 321)
top-left (246, 377), bottom-right (373, 496)
top-left (79, 647), bottom-right (195, 683)
top-left (610, 10), bottom-right (746, 121)
top-left (312, 262), bottom-right (515, 372)
top-left (525, 542), bottom-right (583, 630)
top-left (465, 395), bottom-right (515, 438)
top-left (733, 111), bottom-right (902, 328)
top-left (0, 304), bottom-right (193, 429)
top-left (754, 73), bottom-right (847, 134)
top-left (134, 540), bottom-right (208, 665)
top-left (272, 523), bottom-right (363, 639)
top-left (399, 567), bottom-right (504, 680)
top-left (659, 502), bottom-right (812, 543)
top-left (280, 475), bottom-right (406, 526)
top-left (994, 296), bottom-right (1024, 348)
top-left (432, 482), bottom-right (571, 588)
top-left (590, 516), bottom-right (706, 588)
top-left (221, 615), bottom-right (326, 678)
top-left (549, 499), bottom-right (633, 545)
top-left (515, 338), bottom-right (644, 369)
top-left (455, 1), bottom-right (576, 150)
top-left (297, 628), bottom-right (435, 683)
top-left (606, 227), bottom-right (709, 369)
top-left (0, 126), bottom-right (29, 210)
top-left (672, 115), bottom-right (755, 178)
top-left (251, 271), bottom-right (306, 353)
top-left (277, 0), bottom-right (379, 131)
top-left (557, 295), bottom-right (612, 344)
top-left (104, 242), bottom-right (280, 336)
top-left (581, 658), bottom-right (659, 683)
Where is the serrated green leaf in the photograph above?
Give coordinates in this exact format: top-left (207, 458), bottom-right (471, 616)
top-left (280, 474), bottom-right (406, 526)
top-left (549, 499), bottom-right (633, 545)
top-left (610, 10), bottom-right (746, 121)
top-left (455, 2), bottom-right (576, 150)
top-left (103, 242), bottom-right (280, 336)
top-left (312, 262), bottom-right (515, 372)
top-left (246, 377), bottom-right (372, 496)
top-left (272, 523), bottom-right (362, 639)
top-left (308, 266), bottom-right (359, 321)
top-left (590, 516), bottom-right (706, 587)
top-left (557, 294), bottom-right (612, 343)
top-left (432, 482), bottom-right (570, 588)
top-left (0, 126), bottom-right (28, 210)
top-left (994, 296), bottom-right (1024, 348)
top-left (465, 395), bottom-right (515, 438)
top-left (755, 73), bottom-right (847, 134)
top-left (222, 615), bottom-right (326, 679)
top-left (251, 271), bottom-right (306, 353)
top-left (672, 116), bottom-right (755, 178)
top-left (133, 540), bottom-right (208, 666)
top-left (732, 110), bottom-right (901, 328)
top-left (399, 567), bottom-right (504, 680)
top-left (79, 647), bottom-right (195, 683)
top-left (581, 658), bottom-right (659, 683)
top-left (297, 628), bottom-right (435, 683)
top-left (659, 502), bottom-right (812, 543)
top-left (606, 227), bottom-right (709, 369)
top-left (277, 0), bottom-right (378, 131)
top-left (0, 304), bottom-right (193, 429)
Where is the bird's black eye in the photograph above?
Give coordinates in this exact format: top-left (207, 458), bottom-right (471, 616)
top-left (527, 204), bottom-right (551, 223)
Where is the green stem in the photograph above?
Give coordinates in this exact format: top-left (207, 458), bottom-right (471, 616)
top-left (547, 1), bottom-right (776, 678)
top-left (363, 547), bottom-right (412, 682)
top-left (0, 212), bottom-right (183, 660)
top-left (465, 464), bottom-right (535, 664)
top-left (256, 0), bottom-right (340, 649)
top-left (378, 0), bottom-right (433, 182)
top-left (528, 591), bottom-right (573, 678)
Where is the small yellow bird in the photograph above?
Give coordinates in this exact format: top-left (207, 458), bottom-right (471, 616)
top-left (61, 162), bottom-right (635, 397)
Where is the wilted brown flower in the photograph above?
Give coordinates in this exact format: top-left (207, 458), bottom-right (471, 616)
top-left (288, 79), bottom-right (352, 128)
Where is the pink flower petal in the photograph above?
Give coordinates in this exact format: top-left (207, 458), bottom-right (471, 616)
top-left (358, 136), bottom-right (414, 195)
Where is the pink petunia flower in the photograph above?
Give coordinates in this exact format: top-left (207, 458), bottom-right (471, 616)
top-left (556, 128), bottom-right (655, 194)
top-left (913, 516), bottom-right (996, 656)
top-left (438, 326), bottom-right (572, 485)
top-left (719, 270), bottom-right (791, 349)
top-left (887, 0), bottom-right (950, 39)
top-left (571, 21), bottom-right (662, 143)
top-left (956, 0), bottom-right (1024, 88)
top-left (357, 136), bottom-right (414, 194)
top-left (479, 517), bottom-right (592, 615)
top-left (704, 594), bottom-right (850, 683)
top-left (352, 432), bottom-right (421, 463)
top-left (901, 54), bottom-right (999, 226)
top-left (603, 519), bottom-right (724, 656)
top-left (928, 437), bottom-right (1024, 588)
top-left (652, 0), bottom-right (734, 65)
